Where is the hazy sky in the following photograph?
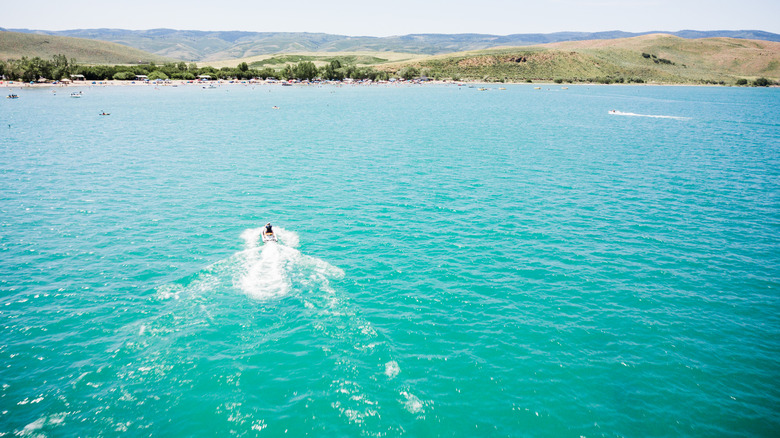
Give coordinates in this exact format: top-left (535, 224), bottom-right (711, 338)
top-left (2, 0), bottom-right (779, 36)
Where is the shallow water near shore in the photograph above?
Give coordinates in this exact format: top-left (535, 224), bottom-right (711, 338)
top-left (1, 83), bottom-right (779, 436)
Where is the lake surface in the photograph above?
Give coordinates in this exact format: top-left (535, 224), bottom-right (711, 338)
top-left (1, 83), bottom-right (778, 436)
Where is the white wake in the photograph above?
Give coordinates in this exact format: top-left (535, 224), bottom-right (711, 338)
top-left (156, 226), bottom-right (342, 301)
top-left (609, 110), bottom-right (688, 120)
top-left (149, 225), bottom-right (422, 429)
top-left (235, 226), bottom-right (342, 300)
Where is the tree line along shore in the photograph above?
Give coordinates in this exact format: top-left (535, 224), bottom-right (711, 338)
top-left (1, 54), bottom-right (777, 87)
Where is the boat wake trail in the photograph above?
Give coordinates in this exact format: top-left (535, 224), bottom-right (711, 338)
top-left (135, 227), bottom-right (424, 433)
top-left (609, 110), bottom-right (688, 120)
top-left (235, 226), bottom-right (339, 300)
top-left (156, 226), bottom-right (342, 301)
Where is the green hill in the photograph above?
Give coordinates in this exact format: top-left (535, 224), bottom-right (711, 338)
top-left (384, 34), bottom-right (780, 84)
top-left (0, 30), bottom-right (170, 64)
top-left (546, 34), bottom-right (780, 79)
top-left (4, 28), bottom-right (780, 61)
top-left (2, 30), bottom-right (777, 85)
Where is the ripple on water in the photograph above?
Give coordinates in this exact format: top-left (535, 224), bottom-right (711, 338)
top-left (0, 85), bottom-right (778, 436)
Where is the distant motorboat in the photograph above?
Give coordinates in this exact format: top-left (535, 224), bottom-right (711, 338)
top-left (70, 91), bottom-right (83, 98)
top-left (6, 94), bottom-right (19, 99)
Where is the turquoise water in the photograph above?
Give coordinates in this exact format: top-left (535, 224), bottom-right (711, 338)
top-left (1, 83), bottom-right (778, 436)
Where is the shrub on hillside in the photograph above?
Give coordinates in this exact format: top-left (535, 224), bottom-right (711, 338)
top-left (752, 77), bottom-right (772, 87)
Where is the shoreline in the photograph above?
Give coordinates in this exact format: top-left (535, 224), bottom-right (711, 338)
top-left (1, 79), bottom-right (764, 89)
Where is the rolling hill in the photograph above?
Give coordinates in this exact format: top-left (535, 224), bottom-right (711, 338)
top-left (545, 34), bottom-right (780, 79)
top-left (381, 34), bottom-right (780, 84)
top-left (1, 29), bottom-right (777, 85)
top-left (0, 30), bottom-right (170, 64)
top-left (4, 27), bottom-right (780, 62)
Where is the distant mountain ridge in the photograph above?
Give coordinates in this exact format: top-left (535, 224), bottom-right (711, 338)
top-left (3, 28), bottom-right (779, 61)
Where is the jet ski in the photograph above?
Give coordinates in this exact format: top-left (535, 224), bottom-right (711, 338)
top-left (262, 232), bottom-right (277, 243)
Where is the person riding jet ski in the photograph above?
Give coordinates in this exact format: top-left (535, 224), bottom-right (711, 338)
top-left (262, 223), bottom-right (277, 242)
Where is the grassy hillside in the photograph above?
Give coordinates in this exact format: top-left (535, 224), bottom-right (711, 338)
top-left (2, 30), bottom-right (776, 85)
top-left (547, 34), bottom-right (780, 79)
top-left (383, 34), bottom-right (780, 84)
top-left (7, 28), bottom-right (780, 62)
top-left (0, 30), bottom-right (170, 64)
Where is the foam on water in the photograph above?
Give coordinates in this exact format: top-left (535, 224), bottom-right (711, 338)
top-left (238, 227), bottom-right (339, 300)
top-left (384, 361), bottom-right (401, 379)
top-left (236, 226), bottom-right (298, 300)
top-left (609, 110), bottom-right (689, 119)
top-left (147, 226), bottom-right (419, 430)
top-left (155, 226), bottom-right (341, 301)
